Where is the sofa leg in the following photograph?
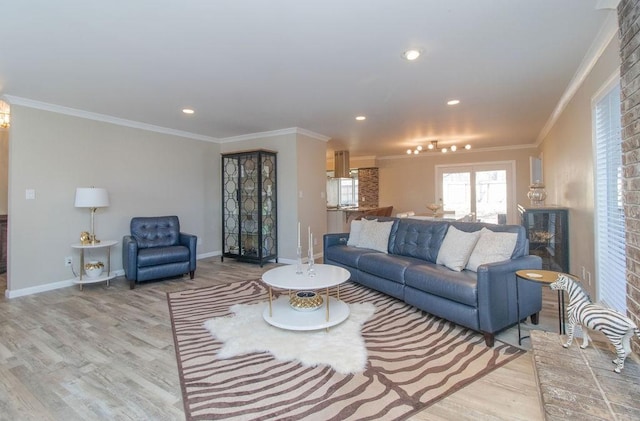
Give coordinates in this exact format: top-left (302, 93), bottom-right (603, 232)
top-left (483, 332), bottom-right (495, 347)
top-left (530, 312), bottom-right (539, 325)
top-left (189, 270), bottom-right (195, 280)
top-left (130, 279), bottom-right (135, 290)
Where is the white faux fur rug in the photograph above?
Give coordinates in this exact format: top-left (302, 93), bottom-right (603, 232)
top-left (203, 302), bottom-right (376, 375)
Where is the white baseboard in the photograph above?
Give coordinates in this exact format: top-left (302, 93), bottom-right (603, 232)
top-left (197, 251), bottom-right (220, 259)
top-left (3, 251), bottom-right (311, 299)
top-left (5, 269), bottom-right (126, 299)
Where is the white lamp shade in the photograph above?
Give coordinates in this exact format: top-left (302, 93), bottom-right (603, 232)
top-left (75, 187), bottom-right (110, 208)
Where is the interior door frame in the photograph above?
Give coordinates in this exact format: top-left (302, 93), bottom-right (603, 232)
top-left (435, 160), bottom-right (517, 224)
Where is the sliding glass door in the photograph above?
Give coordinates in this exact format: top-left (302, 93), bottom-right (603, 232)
top-left (436, 162), bottom-right (515, 224)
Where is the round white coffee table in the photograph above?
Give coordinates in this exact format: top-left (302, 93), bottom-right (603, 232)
top-left (261, 264), bottom-right (351, 331)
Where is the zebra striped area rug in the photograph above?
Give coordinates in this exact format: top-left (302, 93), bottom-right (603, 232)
top-left (167, 279), bottom-right (524, 420)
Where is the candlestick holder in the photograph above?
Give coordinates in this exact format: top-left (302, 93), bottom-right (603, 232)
top-left (307, 247), bottom-right (316, 277)
top-left (296, 245), bottom-right (303, 274)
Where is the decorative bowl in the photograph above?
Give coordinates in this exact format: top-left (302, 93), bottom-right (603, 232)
top-left (426, 203), bottom-right (442, 215)
top-left (84, 261), bottom-right (104, 278)
top-left (289, 290), bottom-right (323, 311)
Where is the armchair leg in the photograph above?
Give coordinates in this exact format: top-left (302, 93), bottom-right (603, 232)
top-left (130, 279), bottom-right (135, 290)
top-left (189, 270), bottom-right (195, 280)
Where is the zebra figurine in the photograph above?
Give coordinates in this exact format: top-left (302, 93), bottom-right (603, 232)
top-left (549, 274), bottom-right (640, 373)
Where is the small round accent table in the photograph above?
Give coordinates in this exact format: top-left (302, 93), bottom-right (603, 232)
top-left (71, 240), bottom-right (118, 290)
top-left (515, 269), bottom-right (576, 345)
top-left (261, 264), bottom-right (351, 331)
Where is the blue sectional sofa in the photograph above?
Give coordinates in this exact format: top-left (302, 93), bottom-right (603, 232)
top-left (323, 217), bottom-right (542, 346)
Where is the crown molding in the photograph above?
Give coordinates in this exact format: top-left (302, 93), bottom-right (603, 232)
top-left (536, 11), bottom-right (619, 145)
top-left (219, 127), bottom-right (330, 143)
top-left (1, 95), bottom-right (220, 143)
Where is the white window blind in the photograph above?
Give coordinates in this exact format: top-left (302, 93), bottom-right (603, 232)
top-left (594, 81), bottom-right (626, 313)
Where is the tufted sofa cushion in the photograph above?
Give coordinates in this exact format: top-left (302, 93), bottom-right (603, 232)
top-left (130, 216), bottom-right (180, 248)
top-left (390, 219), bottom-right (449, 263)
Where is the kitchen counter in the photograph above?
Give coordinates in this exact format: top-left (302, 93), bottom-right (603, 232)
top-left (326, 206), bottom-right (389, 233)
top-left (326, 206), bottom-right (377, 212)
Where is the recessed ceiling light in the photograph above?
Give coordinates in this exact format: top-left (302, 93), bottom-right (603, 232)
top-left (447, 100), bottom-right (460, 105)
top-left (182, 108), bottom-right (195, 114)
top-left (355, 115), bottom-right (366, 121)
top-left (401, 49), bottom-right (421, 61)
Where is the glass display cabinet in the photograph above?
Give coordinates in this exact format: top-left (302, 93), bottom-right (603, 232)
top-left (221, 150), bottom-right (277, 266)
top-left (518, 205), bottom-right (569, 272)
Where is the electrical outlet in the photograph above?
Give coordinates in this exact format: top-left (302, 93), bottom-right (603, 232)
top-left (586, 271), bottom-right (592, 286)
top-left (581, 266), bottom-right (586, 280)
top-left (313, 237), bottom-right (318, 246)
top-left (65, 256), bottom-right (72, 267)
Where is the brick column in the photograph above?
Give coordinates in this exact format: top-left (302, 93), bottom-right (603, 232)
top-left (358, 167), bottom-right (379, 208)
top-left (619, 0), bottom-right (640, 354)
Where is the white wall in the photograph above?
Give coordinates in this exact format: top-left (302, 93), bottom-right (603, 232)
top-left (377, 148), bottom-right (537, 220)
top-left (7, 105), bottom-right (220, 296)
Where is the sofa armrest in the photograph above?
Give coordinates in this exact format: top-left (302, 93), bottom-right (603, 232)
top-left (323, 233), bottom-right (349, 255)
top-left (179, 232), bottom-right (198, 271)
top-left (122, 235), bottom-right (138, 281)
top-left (476, 255), bottom-right (542, 333)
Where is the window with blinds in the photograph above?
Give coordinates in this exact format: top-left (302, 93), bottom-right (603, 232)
top-left (594, 79), bottom-right (626, 313)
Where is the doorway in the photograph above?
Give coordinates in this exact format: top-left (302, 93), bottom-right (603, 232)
top-left (436, 161), bottom-right (516, 224)
top-left (0, 101), bottom-right (9, 292)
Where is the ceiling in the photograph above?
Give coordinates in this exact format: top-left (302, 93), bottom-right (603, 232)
top-left (0, 1), bottom-right (616, 158)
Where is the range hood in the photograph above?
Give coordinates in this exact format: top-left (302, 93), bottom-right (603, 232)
top-left (334, 150), bottom-right (351, 178)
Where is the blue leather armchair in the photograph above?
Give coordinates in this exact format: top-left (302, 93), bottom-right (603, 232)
top-left (123, 215), bottom-right (197, 289)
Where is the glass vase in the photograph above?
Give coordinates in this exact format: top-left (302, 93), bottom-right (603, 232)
top-left (296, 246), bottom-right (303, 274)
top-left (528, 181), bottom-right (547, 206)
top-left (307, 248), bottom-right (316, 277)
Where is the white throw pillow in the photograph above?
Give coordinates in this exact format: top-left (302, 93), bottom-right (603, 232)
top-left (356, 219), bottom-right (394, 253)
top-left (436, 226), bottom-right (482, 271)
top-left (465, 228), bottom-right (518, 272)
top-left (347, 220), bottom-right (364, 246)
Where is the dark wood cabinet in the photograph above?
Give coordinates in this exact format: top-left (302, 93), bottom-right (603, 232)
top-left (221, 150), bottom-right (277, 266)
top-left (518, 205), bottom-right (569, 273)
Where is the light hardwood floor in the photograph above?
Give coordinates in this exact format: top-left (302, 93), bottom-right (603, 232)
top-left (0, 259), bottom-right (545, 420)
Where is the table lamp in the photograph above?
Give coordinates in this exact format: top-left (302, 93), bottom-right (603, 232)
top-left (75, 187), bottom-right (110, 245)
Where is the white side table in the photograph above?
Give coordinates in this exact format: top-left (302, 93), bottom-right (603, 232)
top-left (71, 240), bottom-right (118, 290)
top-left (261, 264), bottom-right (351, 331)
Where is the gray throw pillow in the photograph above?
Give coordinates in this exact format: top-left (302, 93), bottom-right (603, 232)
top-left (436, 226), bottom-right (481, 271)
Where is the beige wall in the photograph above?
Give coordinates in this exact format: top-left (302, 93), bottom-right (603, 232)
top-left (540, 35), bottom-right (620, 298)
top-left (325, 155), bottom-right (376, 172)
top-left (377, 148), bottom-right (537, 222)
top-left (0, 129), bottom-right (7, 214)
top-left (220, 131), bottom-right (327, 261)
top-left (297, 134), bottom-right (329, 258)
top-left (5, 107), bottom-right (326, 296)
top-left (7, 105), bottom-right (220, 295)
